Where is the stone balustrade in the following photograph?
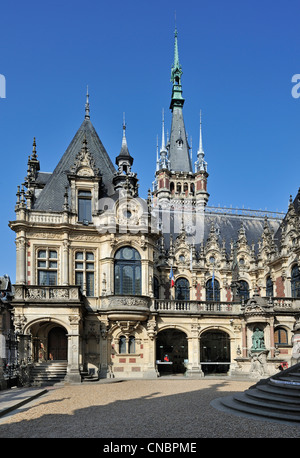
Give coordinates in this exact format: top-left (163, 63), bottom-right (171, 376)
top-left (152, 299), bottom-right (242, 314)
top-left (13, 285), bottom-right (82, 302)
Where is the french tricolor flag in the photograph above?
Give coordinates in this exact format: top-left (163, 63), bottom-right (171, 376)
top-left (169, 266), bottom-right (175, 288)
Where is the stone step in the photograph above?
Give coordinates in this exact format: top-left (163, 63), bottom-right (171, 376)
top-left (234, 391), bottom-right (300, 414)
top-left (212, 362), bottom-right (300, 423)
top-left (247, 387), bottom-right (300, 405)
top-left (31, 361), bottom-right (67, 386)
top-left (256, 383), bottom-right (300, 400)
top-left (219, 393), bottom-right (300, 422)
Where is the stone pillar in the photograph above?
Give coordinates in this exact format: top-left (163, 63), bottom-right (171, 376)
top-left (145, 318), bottom-right (159, 378)
top-left (16, 234), bottom-right (26, 285)
top-left (66, 332), bottom-right (81, 384)
top-left (186, 323), bottom-right (203, 377)
top-left (62, 235), bottom-right (69, 286)
top-left (186, 336), bottom-right (203, 377)
top-left (241, 320), bottom-right (247, 357)
top-left (269, 318), bottom-right (275, 358)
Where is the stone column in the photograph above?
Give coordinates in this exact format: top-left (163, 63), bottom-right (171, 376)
top-left (145, 318), bottom-right (158, 378)
top-left (62, 235), bottom-right (69, 286)
top-left (241, 320), bottom-right (247, 357)
top-left (66, 333), bottom-right (81, 383)
top-left (16, 233), bottom-right (26, 285)
top-left (269, 318), bottom-right (275, 358)
top-left (186, 323), bottom-right (203, 377)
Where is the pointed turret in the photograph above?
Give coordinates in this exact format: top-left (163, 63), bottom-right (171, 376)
top-left (113, 116), bottom-right (138, 196)
top-left (115, 114), bottom-right (134, 173)
top-left (195, 111), bottom-right (209, 207)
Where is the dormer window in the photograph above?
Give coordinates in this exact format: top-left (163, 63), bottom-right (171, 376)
top-left (78, 190), bottom-right (92, 223)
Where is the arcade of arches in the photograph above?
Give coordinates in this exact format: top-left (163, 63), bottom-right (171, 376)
top-left (155, 328), bottom-right (231, 375)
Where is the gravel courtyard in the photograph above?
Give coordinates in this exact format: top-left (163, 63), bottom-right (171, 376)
top-left (0, 378), bottom-right (300, 439)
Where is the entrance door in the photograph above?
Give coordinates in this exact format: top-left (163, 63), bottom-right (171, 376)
top-left (156, 329), bottom-right (188, 374)
top-left (48, 327), bottom-right (67, 360)
top-left (200, 330), bottom-right (230, 374)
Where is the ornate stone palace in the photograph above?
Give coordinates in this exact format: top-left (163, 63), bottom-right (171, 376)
top-left (7, 29), bottom-right (300, 384)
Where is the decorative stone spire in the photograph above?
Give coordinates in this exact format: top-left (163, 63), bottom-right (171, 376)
top-left (158, 109), bottom-right (170, 170)
top-left (85, 85), bottom-right (90, 119)
top-left (195, 111), bottom-right (207, 173)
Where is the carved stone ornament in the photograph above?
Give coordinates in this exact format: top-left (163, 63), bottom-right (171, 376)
top-left (244, 289), bottom-right (273, 317)
top-left (69, 315), bottom-right (81, 326)
top-left (69, 137), bottom-right (100, 177)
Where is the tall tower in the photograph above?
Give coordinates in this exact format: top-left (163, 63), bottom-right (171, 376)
top-left (153, 27), bottom-right (209, 210)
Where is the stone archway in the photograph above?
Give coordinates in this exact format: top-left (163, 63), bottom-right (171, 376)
top-left (156, 329), bottom-right (188, 375)
top-left (48, 326), bottom-right (68, 360)
top-left (200, 329), bottom-right (231, 374)
top-left (28, 321), bottom-right (68, 362)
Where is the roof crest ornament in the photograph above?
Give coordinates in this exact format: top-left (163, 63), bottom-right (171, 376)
top-left (85, 85), bottom-right (90, 119)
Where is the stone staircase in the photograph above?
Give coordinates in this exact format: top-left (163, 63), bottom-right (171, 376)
top-left (30, 361), bottom-right (68, 386)
top-left (212, 362), bottom-right (300, 423)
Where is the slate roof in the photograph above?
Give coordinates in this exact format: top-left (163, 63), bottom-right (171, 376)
top-left (33, 118), bottom-right (116, 212)
top-left (168, 107), bottom-right (193, 173)
top-left (203, 212), bottom-right (281, 254)
top-left (161, 209), bottom-right (283, 256)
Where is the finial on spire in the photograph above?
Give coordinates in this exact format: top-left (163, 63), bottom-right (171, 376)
top-left (122, 112), bottom-right (127, 147)
top-left (85, 85), bottom-right (90, 119)
top-left (32, 137), bottom-right (37, 159)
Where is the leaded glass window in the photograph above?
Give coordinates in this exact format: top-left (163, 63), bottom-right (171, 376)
top-left (78, 190), bottom-right (92, 223)
top-left (291, 265), bottom-right (300, 298)
top-left (175, 277), bottom-right (190, 301)
top-left (266, 276), bottom-right (273, 297)
top-left (238, 280), bottom-right (249, 301)
top-left (75, 251), bottom-right (95, 296)
top-left (206, 278), bottom-right (220, 301)
top-left (37, 249), bottom-right (57, 286)
top-left (114, 247), bottom-right (141, 296)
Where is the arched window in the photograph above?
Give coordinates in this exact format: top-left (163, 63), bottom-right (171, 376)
top-left (118, 335), bottom-right (135, 354)
top-left (206, 278), bottom-right (220, 301)
top-left (114, 247), bottom-right (141, 295)
top-left (274, 327), bottom-right (288, 346)
top-left (266, 276), bottom-right (273, 297)
top-left (119, 336), bottom-right (126, 354)
top-left (129, 336), bottom-right (135, 354)
top-left (238, 280), bottom-right (249, 301)
top-left (291, 265), bottom-right (300, 298)
top-left (153, 276), bottom-right (159, 299)
top-left (175, 277), bottom-right (190, 300)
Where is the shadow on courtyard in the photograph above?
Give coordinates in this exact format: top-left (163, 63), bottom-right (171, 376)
top-left (0, 380), bottom-right (300, 439)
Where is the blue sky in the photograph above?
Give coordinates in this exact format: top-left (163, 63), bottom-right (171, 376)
top-left (1, 0), bottom-right (300, 282)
